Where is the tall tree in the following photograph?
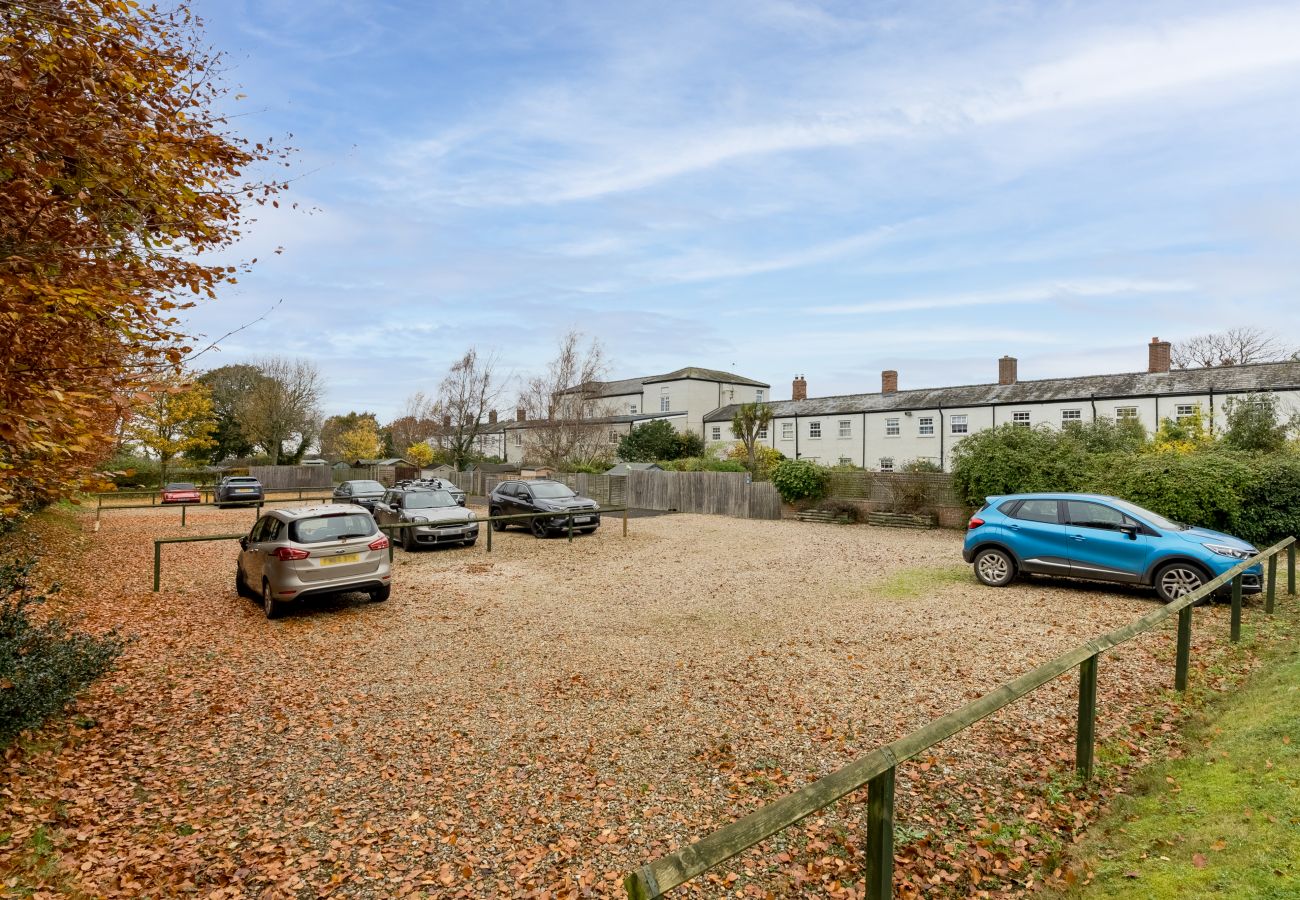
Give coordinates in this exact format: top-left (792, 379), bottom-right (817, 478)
top-left (320, 412), bottom-right (381, 462)
top-left (124, 378), bottom-right (216, 485)
top-left (0, 1), bottom-right (288, 513)
top-left (196, 364), bottom-right (262, 463)
top-left (1172, 327), bottom-right (1295, 369)
top-left (730, 402), bottom-right (773, 472)
top-left (334, 422), bottom-right (383, 462)
top-left (517, 332), bottom-right (610, 468)
top-left (433, 349), bottom-right (501, 469)
top-left (235, 358), bottom-right (323, 465)
top-left (387, 392), bottom-right (439, 453)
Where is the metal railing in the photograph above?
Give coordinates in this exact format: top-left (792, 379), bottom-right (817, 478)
top-left (151, 506), bottom-right (633, 591)
top-left (624, 537), bottom-right (1298, 900)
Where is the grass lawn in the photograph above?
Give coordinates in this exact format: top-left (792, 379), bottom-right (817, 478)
top-left (1052, 604), bottom-right (1300, 899)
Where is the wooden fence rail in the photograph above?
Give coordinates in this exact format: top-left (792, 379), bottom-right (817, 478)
top-left (624, 535), bottom-right (1298, 900)
top-left (150, 506), bottom-right (634, 591)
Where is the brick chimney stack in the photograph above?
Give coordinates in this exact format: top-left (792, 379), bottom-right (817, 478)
top-left (792, 375), bottom-right (808, 401)
top-left (881, 370), bottom-right (898, 394)
top-left (488, 410), bottom-right (497, 425)
top-left (516, 407), bottom-right (526, 422)
top-left (998, 356), bottom-right (1018, 385)
top-left (1148, 336), bottom-right (1171, 373)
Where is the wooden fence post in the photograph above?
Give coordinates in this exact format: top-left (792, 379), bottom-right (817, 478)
top-left (568, 512), bottom-right (574, 543)
top-left (623, 503), bottom-right (628, 537)
top-left (865, 764), bottom-right (896, 900)
top-left (1266, 555), bottom-right (1277, 614)
top-left (153, 541), bottom-right (162, 592)
top-left (1075, 654), bottom-right (1098, 781)
top-left (1174, 606), bottom-right (1192, 692)
top-left (181, 504), bottom-right (187, 528)
top-left (1230, 574), bottom-right (1243, 642)
top-left (486, 518), bottom-right (492, 553)
top-left (1289, 544), bottom-right (1296, 596)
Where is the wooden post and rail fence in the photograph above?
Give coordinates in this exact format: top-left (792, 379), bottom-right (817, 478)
top-left (623, 536), bottom-right (1298, 900)
top-left (150, 505), bottom-right (632, 592)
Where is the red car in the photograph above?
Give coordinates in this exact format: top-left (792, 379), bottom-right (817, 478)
top-left (161, 482), bottom-right (202, 504)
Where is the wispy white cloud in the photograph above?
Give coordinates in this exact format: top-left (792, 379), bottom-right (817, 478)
top-left (808, 278), bottom-right (1196, 315)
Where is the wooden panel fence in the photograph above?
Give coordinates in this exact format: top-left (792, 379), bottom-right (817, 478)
top-left (445, 470), bottom-right (777, 519)
top-left (626, 470), bottom-right (781, 519)
top-left (249, 465), bottom-right (332, 491)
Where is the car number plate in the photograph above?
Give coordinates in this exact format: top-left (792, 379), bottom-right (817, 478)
top-left (319, 553), bottom-right (360, 566)
top-left (236, 488), bottom-right (253, 493)
top-left (574, 516), bottom-right (591, 524)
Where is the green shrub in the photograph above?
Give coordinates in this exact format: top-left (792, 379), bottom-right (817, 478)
top-left (658, 456), bottom-right (747, 472)
top-left (1087, 449), bottom-right (1257, 535)
top-left (1234, 453), bottom-right (1300, 546)
top-left (949, 424), bottom-right (1088, 507)
top-left (618, 421), bottom-right (703, 462)
top-left (1, 557), bottom-right (125, 747)
top-left (770, 459), bottom-right (830, 503)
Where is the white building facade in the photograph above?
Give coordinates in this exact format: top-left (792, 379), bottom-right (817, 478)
top-left (705, 339), bottom-right (1300, 472)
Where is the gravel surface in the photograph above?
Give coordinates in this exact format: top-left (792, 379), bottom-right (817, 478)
top-left (1, 505), bottom-right (1261, 898)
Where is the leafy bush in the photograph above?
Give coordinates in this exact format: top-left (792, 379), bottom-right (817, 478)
top-left (1087, 449), bottom-right (1256, 535)
top-left (884, 460), bottom-right (944, 512)
top-left (1231, 454), bottom-right (1300, 546)
top-left (1222, 394), bottom-right (1291, 453)
top-left (1, 557), bottom-right (124, 747)
top-left (949, 424), bottom-right (1088, 507)
top-left (1062, 417), bottom-right (1148, 454)
top-left (658, 456), bottom-right (747, 472)
top-left (725, 443), bottom-right (785, 479)
top-left (771, 459), bottom-right (830, 503)
top-left (618, 421), bottom-right (703, 462)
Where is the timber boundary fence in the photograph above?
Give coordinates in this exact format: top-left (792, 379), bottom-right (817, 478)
top-left (624, 536), bottom-right (1298, 899)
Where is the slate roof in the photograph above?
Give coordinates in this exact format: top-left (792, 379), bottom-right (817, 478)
top-left (702, 361), bottom-right (1300, 422)
top-left (641, 367), bottom-right (769, 387)
top-left (558, 367), bottom-right (768, 398)
top-left (504, 412), bottom-right (687, 429)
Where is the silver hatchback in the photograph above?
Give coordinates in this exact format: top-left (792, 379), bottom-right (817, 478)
top-left (236, 505), bottom-right (392, 619)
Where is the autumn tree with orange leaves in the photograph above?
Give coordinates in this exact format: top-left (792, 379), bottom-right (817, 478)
top-left (0, 0), bottom-right (290, 515)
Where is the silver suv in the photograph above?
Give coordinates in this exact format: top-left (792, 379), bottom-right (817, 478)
top-left (236, 505), bottom-right (391, 619)
top-left (373, 487), bottom-right (478, 551)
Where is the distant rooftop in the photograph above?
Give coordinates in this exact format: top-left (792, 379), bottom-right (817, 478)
top-left (558, 366), bottom-right (768, 398)
top-left (704, 360), bottom-right (1300, 422)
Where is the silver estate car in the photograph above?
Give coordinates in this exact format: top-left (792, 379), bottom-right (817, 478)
top-left (236, 505), bottom-right (391, 619)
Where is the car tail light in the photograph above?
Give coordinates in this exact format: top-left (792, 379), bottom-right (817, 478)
top-left (368, 536), bottom-right (390, 551)
top-left (968, 516), bottom-right (985, 530)
top-left (273, 547), bottom-right (310, 561)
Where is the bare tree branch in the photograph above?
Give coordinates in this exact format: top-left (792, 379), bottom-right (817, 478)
top-left (1171, 327), bottom-right (1295, 369)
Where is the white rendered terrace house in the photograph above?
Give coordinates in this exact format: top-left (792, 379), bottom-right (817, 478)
top-left (502, 367), bottom-right (770, 466)
top-left (703, 338), bottom-right (1300, 472)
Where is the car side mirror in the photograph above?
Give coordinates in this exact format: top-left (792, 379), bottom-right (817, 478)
top-left (239, 536), bottom-right (248, 550)
top-left (1119, 524), bottom-right (1138, 540)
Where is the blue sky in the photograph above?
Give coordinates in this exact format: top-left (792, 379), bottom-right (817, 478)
top-left (186, 0), bottom-right (1300, 418)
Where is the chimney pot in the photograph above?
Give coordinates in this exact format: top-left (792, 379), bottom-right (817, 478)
top-left (881, 370), bottom-right (898, 394)
top-left (1148, 336), bottom-right (1171, 373)
top-left (998, 356), bottom-right (1018, 385)
top-left (792, 375), bottom-right (808, 402)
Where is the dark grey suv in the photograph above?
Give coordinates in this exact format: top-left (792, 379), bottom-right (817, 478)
top-left (332, 479), bottom-right (386, 512)
top-left (215, 475), bottom-right (264, 508)
top-left (488, 479), bottom-right (600, 537)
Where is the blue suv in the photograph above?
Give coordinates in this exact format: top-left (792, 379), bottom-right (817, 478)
top-left (963, 493), bottom-right (1261, 602)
